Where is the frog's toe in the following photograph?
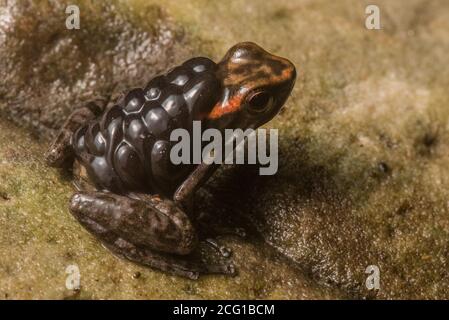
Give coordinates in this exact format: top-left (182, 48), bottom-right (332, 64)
top-left (204, 261), bottom-right (237, 277)
top-left (205, 238), bottom-right (233, 258)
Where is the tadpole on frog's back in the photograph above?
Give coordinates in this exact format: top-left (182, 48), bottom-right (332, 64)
top-left (45, 42), bottom-right (296, 279)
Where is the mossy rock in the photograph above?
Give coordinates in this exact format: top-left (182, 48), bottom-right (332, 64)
top-left (1, 0), bottom-right (449, 299)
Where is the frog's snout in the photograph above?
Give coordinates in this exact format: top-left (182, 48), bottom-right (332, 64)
top-left (217, 42), bottom-right (296, 89)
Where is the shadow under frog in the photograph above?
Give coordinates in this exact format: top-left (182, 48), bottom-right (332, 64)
top-left (45, 42), bottom-right (296, 279)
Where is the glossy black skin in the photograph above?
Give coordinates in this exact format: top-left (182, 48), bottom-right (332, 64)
top-left (71, 57), bottom-right (219, 196)
top-left (45, 42), bottom-right (296, 279)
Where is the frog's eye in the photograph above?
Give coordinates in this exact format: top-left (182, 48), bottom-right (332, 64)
top-left (247, 91), bottom-right (274, 114)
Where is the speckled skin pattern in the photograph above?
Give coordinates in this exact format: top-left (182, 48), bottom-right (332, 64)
top-left (45, 42), bottom-right (296, 279)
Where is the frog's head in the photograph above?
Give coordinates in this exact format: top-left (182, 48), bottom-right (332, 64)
top-left (207, 42), bottom-right (296, 129)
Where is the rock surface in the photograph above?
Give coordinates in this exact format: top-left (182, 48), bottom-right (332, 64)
top-left (0, 118), bottom-right (341, 299)
top-left (1, 0), bottom-right (449, 299)
top-left (0, 0), bottom-right (190, 136)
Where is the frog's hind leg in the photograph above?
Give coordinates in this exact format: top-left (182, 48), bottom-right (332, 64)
top-left (69, 191), bottom-right (236, 279)
top-left (44, 97), bottom-right (110, 167)
top-left (102, 237), bottom-right (234, 279)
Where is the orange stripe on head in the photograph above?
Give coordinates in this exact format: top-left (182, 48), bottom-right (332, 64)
top-left (207, 94), bottom-right (244, 119)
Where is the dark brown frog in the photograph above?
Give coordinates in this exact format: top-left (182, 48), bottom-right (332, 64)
top-left (45, 42), bottom-right (296, 279)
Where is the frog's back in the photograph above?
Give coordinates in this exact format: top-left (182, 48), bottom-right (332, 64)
top-left (72, 57), bottom-right (219, 195)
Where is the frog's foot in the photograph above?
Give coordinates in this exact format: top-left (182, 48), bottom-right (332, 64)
top-left (204, 238), bottom-right (232, 258)
top-left (69, 191), bottom-right (236, 279)
top-left (101, 239), bottom-right (236, 280)
top-left (45, 96), bottom-right (110, 167)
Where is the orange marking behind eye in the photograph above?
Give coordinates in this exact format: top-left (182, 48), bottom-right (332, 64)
top-left (207, 94), bottom-right (244, 119)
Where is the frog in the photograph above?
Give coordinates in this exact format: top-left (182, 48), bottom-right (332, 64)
top-left (45, 42), bottom-right (296, 279)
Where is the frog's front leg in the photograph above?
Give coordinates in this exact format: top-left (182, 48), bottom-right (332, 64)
top-left (174, 162), bottom-right (218, 209)
top-left (69, 191), bottom-right (235, 279)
